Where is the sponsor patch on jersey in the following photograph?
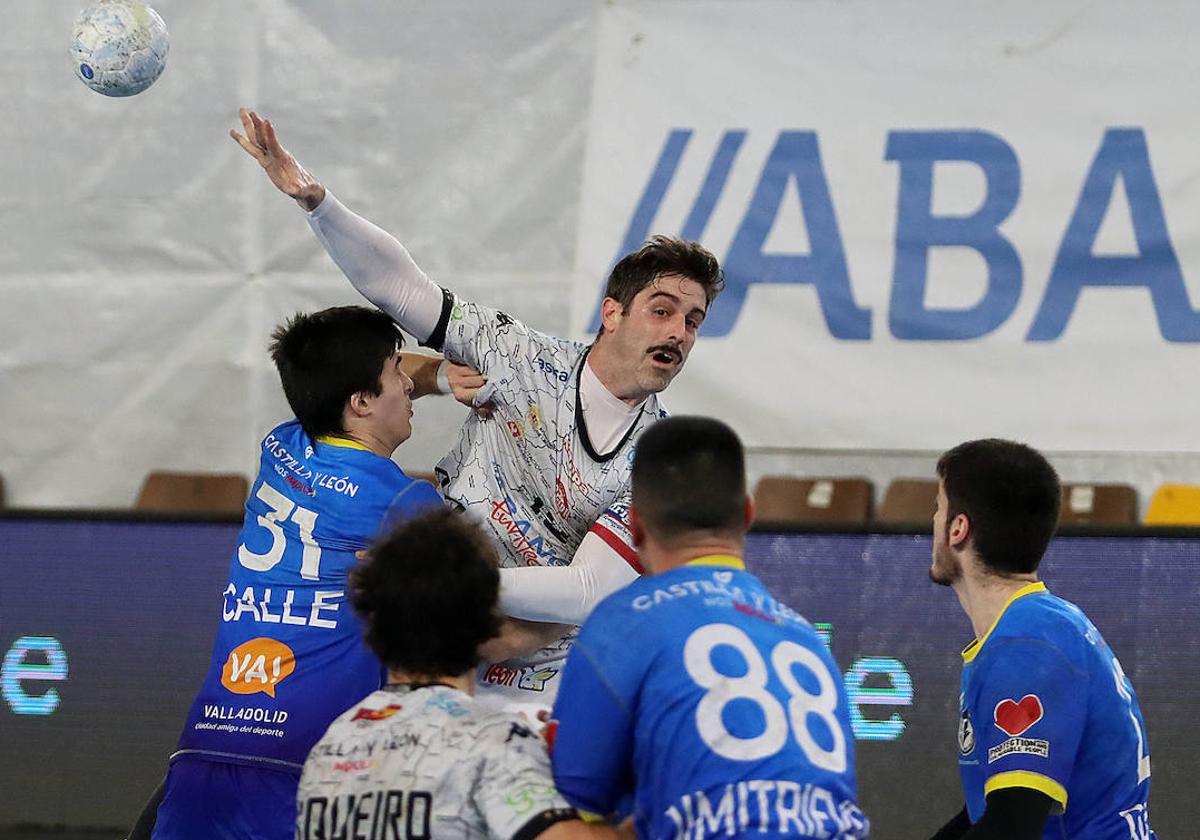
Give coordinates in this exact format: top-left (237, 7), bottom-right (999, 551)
top-left (480, 663), bottom-right (559, 692)
top-left (352, 704), bottom-right (403, 722)
top-left (220, 638), bottom-right (296, 697)
top-left (988, 736), bottom-right (1050, 763)
top-left (959, 708), bottom-right (976, 755)
top-left (993, 694), bottom-right (1043, 736)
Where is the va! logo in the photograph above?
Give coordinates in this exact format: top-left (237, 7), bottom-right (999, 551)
top-left (221, 638), bottom-right (296, 698)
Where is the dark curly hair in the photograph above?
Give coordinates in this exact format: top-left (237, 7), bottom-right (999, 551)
top-left (349, 509), bottom-right (502, 677)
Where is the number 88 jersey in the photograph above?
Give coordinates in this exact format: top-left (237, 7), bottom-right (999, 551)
top-left (550, 557), bottom-right (868, 840)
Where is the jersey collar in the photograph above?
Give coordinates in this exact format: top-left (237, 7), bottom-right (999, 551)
top-left (316, 434), bottom-right (372, 452)
top-left (685, 554), bottom-right (746, 570)
top-left (961, 581), bottom-right (1047, 663)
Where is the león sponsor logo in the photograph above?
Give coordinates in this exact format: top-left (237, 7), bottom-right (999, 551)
top-left (221, 638), bottom-right (296, 698)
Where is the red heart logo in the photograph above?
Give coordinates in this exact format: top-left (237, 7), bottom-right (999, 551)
top-left (993, 695), bottom-right (1043, 737)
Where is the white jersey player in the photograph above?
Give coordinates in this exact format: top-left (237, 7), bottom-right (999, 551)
top-left (298, 509), bottom-right (620, 840)
top-left (298, 685), bottom-right (575, 840)
top-left (231, 108), bottom-right (725, 705)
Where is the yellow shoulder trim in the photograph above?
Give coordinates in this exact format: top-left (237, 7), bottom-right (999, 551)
top-left (316, 434), bottom-right (372, 452)
top-left (685, 554), bottom-right (746, 570)
top-left (962, 581), bottom-right (1048, 663)
top-left (578, 810), bottom-right (606, 824)
top-left (985, 770), bottom-right (1067, 813)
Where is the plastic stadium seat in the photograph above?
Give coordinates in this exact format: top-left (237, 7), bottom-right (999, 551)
top-left (1144, 484), bottom-right (1200, 525)
top-left (876, 479), bottom-right (939, 526)
top-left (752, 477), bottom-right (873, 525)
top-left (135, 471), bottom-right (249, 514)
top-left (1058, 483), bottom-right (1137, 526)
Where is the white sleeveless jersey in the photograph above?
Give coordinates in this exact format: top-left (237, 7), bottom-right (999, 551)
top-left (424, 290), bottom-right (662, 703)
top-left (297, 685), bottom-right (576, 840)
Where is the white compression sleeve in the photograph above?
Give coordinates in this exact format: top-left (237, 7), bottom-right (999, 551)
top-left (497, 531), bottom-right (640, 624)
top-left (306, 192), bottom-right (445, 343)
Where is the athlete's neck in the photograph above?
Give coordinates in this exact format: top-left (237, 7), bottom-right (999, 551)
top-left (329, 427), bottom-right (398, 459)
top-left (955, 565), bottom-right (1040, 639)
top-left (386, 669), bottom-right (475, 696)
top-left (640, 533), bottom-right (746, 576)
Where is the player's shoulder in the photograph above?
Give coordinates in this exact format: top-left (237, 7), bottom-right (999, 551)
top-left (455, 292), bottom-right (584, 354)
top-left (988, 589), bottom-right (1094, 663)
top-left (262, 418), bottom-right (307, 450)
top-left (467, 706), bottom-right (546, 750)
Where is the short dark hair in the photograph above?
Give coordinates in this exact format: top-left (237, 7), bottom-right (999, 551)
top-left (936, 439), bottom-right (1061, 575)
top-left (631, 416), bottom-right (746, 543)
top-left (601, 236), bottom-right (724, 333)
top-left (349, 509), bottom-right (501, 677)
top-left (268, 306), bottom-right (402, 440)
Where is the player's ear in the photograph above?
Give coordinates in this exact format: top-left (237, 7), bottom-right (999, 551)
top-left (743, 494), bottom-right (755, 530)
top-left (347, 390), bottom-right (373, 419)
top-left (629, 505), bottom-right (646, 548)
top-left (949, 512), bottom-right (971, 548)
top-left (599, 297), bottom-right (625, 334)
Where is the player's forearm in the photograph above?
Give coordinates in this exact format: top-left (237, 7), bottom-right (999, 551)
top-left (928, 806), bottom-right (970, 840)
top-left (498, 531), bottom-right (640, 624)
top-left (402, 353), bottom-right (446, 400)
top-left (536, 818), bottom-right (623, 840)
top-left (305, 192), bottom-right (445, 341)
top-left (478, 618), bottom-right (573, 663)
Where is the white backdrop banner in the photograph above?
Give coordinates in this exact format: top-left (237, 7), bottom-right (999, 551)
top-left (570, 1), bottom-right (1200, 452)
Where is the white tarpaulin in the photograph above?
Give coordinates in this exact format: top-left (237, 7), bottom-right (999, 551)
top-left (5, 1), bottom-right (1200, 510)
top-left (569, 1), bottom-right (1200, 453)
top-left (0, 1), bottom-right (595, 508)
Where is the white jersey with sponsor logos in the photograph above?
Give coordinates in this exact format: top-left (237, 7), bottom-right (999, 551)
top-left (423, 290), bottom-right (662, 703)
top-left (297, 684), bottom-right (576, 840)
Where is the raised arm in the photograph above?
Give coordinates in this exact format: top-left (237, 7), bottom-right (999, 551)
top-left (231, 108), bottom-right (446, 343)
top-left (497, 532), bottom-right (640, 625)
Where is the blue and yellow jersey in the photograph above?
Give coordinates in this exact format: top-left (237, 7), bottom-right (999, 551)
top-left (550, 557), bottom-right (868, 840)
top-left (174, 420), bottom-right (441, 772)
top-left (958, 582), bottom-right (1156, 839)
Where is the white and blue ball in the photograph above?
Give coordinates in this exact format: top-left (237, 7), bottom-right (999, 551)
top-left (70, 0), bottom-right (169, 97)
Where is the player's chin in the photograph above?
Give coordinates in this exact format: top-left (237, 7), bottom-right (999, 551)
top-left (641, 363), bottom-right (681, 392)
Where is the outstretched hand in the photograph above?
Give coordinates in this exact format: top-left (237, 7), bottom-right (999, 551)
top-left (230, 108), bottom-right (326, 211)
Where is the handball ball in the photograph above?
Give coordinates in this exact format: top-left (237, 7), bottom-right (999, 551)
top-left (70, 0), bottom-right (169, 97)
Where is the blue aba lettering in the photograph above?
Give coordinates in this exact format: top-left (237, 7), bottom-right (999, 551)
top-left (588, 127), bottom-right (1200, 342)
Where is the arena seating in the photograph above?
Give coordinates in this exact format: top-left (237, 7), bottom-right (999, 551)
top-left (752, 476), bottom-right (873, 525)
top-left (876, 478), bottom-right (938, 526)
top-left (134, 471), bottom-right (249, 514)
top-left (1143, 484), bottom-right (1200, 525)
top-left (1058, 483), bottom-right (1138, 526)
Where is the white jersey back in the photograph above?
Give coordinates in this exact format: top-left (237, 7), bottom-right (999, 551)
top-left (297, 685), bottom-right (575, 840)
top-left (425, 291), bottom-right (661, 701)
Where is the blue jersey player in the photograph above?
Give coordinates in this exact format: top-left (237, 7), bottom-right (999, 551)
top-left (550, 417), bottom-right (868, 840)
top-left (929, 439), bottom-right (1156, 840)
top-left (149, 307), bottom-right (442, 840)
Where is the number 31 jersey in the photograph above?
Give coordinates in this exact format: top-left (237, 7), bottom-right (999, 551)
top-left (174, 420), bottom-right (441, 772)
top-left (550, 558), bottom-right (868, 840)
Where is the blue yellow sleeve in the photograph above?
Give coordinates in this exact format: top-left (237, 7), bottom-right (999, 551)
top-left (972, 639), bottom-right (1085, 812)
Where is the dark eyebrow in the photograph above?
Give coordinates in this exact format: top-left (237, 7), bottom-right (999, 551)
top-left (648, 290), bottom-right (707, 320)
